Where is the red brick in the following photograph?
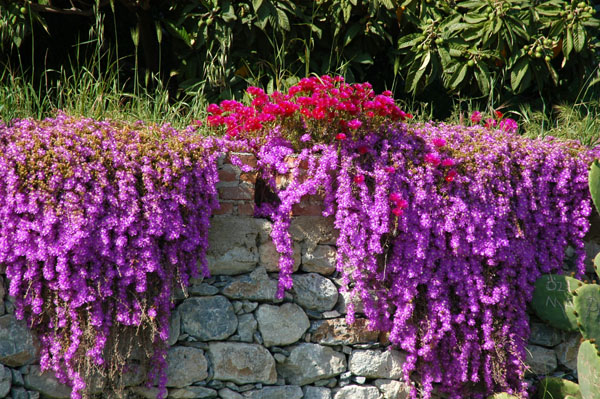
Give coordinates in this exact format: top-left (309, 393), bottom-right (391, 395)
top-left (218, 186), bottom-right (254, 201)
top-left (237, 203), bottom-right (255, 216)
top-left (240, 172), bottom-right (257, 184)
top-left (226, 153), bottom-right (257, 168)
top-left (218, 165), bottom-right (238, 182)
top-left (213, 202), bottom-right (234, 215)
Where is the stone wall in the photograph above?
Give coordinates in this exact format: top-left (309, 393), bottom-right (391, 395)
top-left (0, 155), bottom-right (591, 399)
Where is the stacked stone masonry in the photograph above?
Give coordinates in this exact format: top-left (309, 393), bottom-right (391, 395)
top-left (0, 154), bottom-right (590, 399)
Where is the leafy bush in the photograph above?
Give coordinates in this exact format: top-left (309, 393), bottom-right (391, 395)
top-left (0, 114), bottom-right (219, 398)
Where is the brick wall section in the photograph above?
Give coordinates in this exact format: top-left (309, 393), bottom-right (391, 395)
top-left (215, 153), bottom-right (325, 217)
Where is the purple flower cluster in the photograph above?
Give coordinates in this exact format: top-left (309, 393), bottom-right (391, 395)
top-left (253, 121), bottom-right (593, 398)
top-left (0, 113), bottom-right (219, 398)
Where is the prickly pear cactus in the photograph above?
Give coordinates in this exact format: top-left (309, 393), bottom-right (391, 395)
top-left (532, 275), bottom-right (583, 332)
top-left (588, 159), bottom-right (600, 215)
top-left (593, 253), bottom-right (600, 281)
top-left (487, 394), bottom-right (519, 399)
top-left (535, 377), bottom-right (582, 399)
top-left (577, 340), bottom-right (600, 399)
top-left (573, 284), bottom-right (600, 342)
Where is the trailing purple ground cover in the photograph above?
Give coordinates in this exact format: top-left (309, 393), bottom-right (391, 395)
top-left (0, 113), bottom-right (219, 398)
top-left (247, 122), bottom-right (594, 398)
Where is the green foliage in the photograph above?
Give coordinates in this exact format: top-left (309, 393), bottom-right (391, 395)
top-left (532, 274), bottom-right (583, 332)
top-left (589, 160), bottom-right (600, 216)
top-left (395, 0), bottom-right (600, 101)
top-left (573, 284), bottom-right (600, 342)
top-left (535, 377), bottom-right (582, 399)
top-left (487, 394), bottom-right (519, 399)
top-left (577, 340), bottom-right (600, 399)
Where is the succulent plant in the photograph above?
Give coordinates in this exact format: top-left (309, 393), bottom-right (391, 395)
top-left (593, 253), bottom-right (600, 281)
top-left (573, 284), bottom-right (600, 342)
top-left (577, 340), bottom-right (600, 399)
top-left (588, 160), bottom-right (600, 215)
top-left (532, 274), bottom-right (583, 331)
top-left (535, 377), bottom-right (582, 399)
top-left (487, 394), bottom-right (519, 399)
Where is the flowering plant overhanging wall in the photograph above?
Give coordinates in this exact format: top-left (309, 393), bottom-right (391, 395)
top-left (0, 76), bottom-right (596, 399)
top-left (206, 76), bottom-right (595, 399)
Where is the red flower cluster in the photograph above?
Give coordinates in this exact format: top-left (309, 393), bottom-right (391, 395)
top-left (205, 76), bottom-right (411, 142)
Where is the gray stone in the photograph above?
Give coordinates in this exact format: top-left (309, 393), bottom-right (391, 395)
top-left (303, 386), bottom-right (332, 399)
top-left (256, 303), bottom-right (309, 347)
top-left (0, 277), bottom-right (5, 315)
top-left (166, 347), bottom-right (208, 388)
top-left (11, 368), bottom-right (24, 386)
top-left (207, 216), bottom-right (260, 275)
top-left (290, 217), bottom-right (337, 249)
top-left (24, 366), bottom-right (71, 399)
top-left (222, 267), bottom-right (281, 303)
top-left (525, 344), bottom-right (557, 375)
top-left (302, 245), bottom-right (337, 275)
top-left (335, 291), bottom-right (364, 315)
top-left (278, 343), bottom-right (346, 385)
top-left (242, 301), bottom-right (258, 313)
top-left (28, 391), bottom-right (40, 399)
top-left (209, 342), bottom-right (277, 384)
top-left (554, 332), bottom-right (582, 371)
top-left (312, 318), bottom-right (379, 346)
top-left (292, 274), bottom-right (338, 312)
top-left (179, 296), bottom-right (238, 341)
top-left (274, 353), bottom-right (286, 363)
top-left (243, 385), bottom-right (303, 399)
top-left (11, 387), bottom-right (27, 399)
top-left (259, 241), bottom-right (301, 273)
top-left (0, 364), bottom-right (10, 397)
top-left (529, 322), bottom-right (561, 347)
top-left (189, 282), bottom-right (219, 296)
top-left (374, 379), bottom-right (410, 399)
top-left (168, 386), bottom-right (217, 398)
top-left (219, 388), bottom-right (244, 399)
top-left (353, 376), bottom-right (367, 384)
top-left (129, 386), bottom-right (161, 399)
top-left (168, 310), bottom-right (181, 346)
top-left (0, 315), bottom-right (36, 367)
top-left (334, 386), bottom-right (382, 399)
top-left (233, 301), bottom-right (244, 314)
top-left (237, 314), bottom-right (258, 343)
top-left (349, 350), bottom-right (405, 379)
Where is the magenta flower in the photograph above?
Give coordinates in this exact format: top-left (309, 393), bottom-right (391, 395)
top-left (470, 111), bottom-right (482, 124)
top-left (441, 158), bottom-right (455, 167)
top-left (432, 138), bottom-right (446, 147)
top-left (424, 152), bottom-right (441, 166)
top-left (499, 118), bottom-right (518, 134)
top-left (348, 119), bottom-right (363, 129)
top-left (336, 133), bottom-right (347, 140)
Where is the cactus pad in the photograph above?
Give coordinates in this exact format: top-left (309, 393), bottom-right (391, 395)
top-left (577, 340), bottom-right (600, 399)
top-left (532, 275), bottom-right (583, 332)
top-left (535, 377), bottom-right (582, 399)
top-left (588, 159), bottom-right (600, 215)
top-left (487, 394), bottom-right (519, 399)
top-left (573, 284), bottom-right (600, 342)
top-left (593, 252), bottom-right (600, 281)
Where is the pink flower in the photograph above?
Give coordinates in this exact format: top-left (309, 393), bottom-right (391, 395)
top-left (384, 166), bottom-right (395, 173)
top-left (396, 199), bottom-right (408, 209)
top-left (432, 138), bottom-right (446, 148)
top-left (348, 119), bottom-right (363, 130)
top-left (354, 175), bottom-right (365, 184)
top-left (389, 193), bottom-right (401, 202)
top-left (441, 158), bottom-right (455, 167)
top-left (470, 111), bottom-right (482, 124)
top-left (424, 152), bottom-right (441, 166)
top-left (392, 207), bottom-right (404, 216)
top-left (445, 169), bottom-right (457, 182)
top-left (499, 118), bottom-right (518, 134)
top-left (358, 145), bottom-right (368, 155)
top-left (336, 133), bottom-right (347, 140)
top-left (494, 110), bottom-right (503, 119)
top-left (207, 103), bottom-right (222, 115)
top-left (484, 119), bottom-right (497, 129)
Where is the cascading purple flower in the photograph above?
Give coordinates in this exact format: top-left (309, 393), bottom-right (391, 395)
top-left (0, 113), bottom-right (220, 399)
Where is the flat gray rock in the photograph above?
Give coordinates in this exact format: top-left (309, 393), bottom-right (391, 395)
top-left (302, 245), bottom-right (337, 275)
top-left (349, 350), bottom-right (405, 379)
top-left (178, 296), bottom-right (237, 340)
top-left (209, 342), bottom-right (277, 384)
top-left (24, 366), bottom-right (71, 399)
top-left (166, 346), bottom-right (208, 388)
top-left (303, 386), bottom-right (332, 399)
top-left (237, 313), bottom-right (258, 343)
top-left (207, 216), bottom-right (260, 275)
top-left (278, 343), bottom-right (346, 385)
top-left (222, 267), bottom-right (281, 303)
top-left (0, 315), bottom-right (36, 367)
top-left (292, 273), bottom-right (338, 312)
top-left (334, 385), bottom-right (382, 399)
top-left (168, 385), bottom-right (217, 398)
top-left (525, 344), bottom-right (557, 375)
top-left (528, 322), bottom-right (561, 347)
top-left (256, 303), bottom-right (309, 347)
top-left (0, 364), bottom-right (11, 397)
top-left (243, 385), bottom-right (303, 399)
top-left (374, 379), bottom-right (410, 399)
top-left (259, 241), bottom-right (301, 272)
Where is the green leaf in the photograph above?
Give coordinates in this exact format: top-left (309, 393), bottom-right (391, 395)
top-left (546, 59), bottom-right (559, 86)
top-left (565, 26), bottom-right (573, 58)
top-left (276, 7), bottom-right (290, 31)
top-left (344, 24), bottom-right (362, 47)
top-left (573, 22), bottom-right (586, 52)
top-left (398, 33), bottom-right (423, 49)
top-left (463, 14), bottom-right (487, 24)
top-left (252, 0), bottom-right (264, 12)
top-left (405, 54), bottom-right (428, 94)
top-left (448, 63), bottom-right (468, 89)
top-left (589, 160), bottom-right (600, 215)
top-left (353, 52), bottom-right (374, 65)
top-left (475, 63), bottom-right (490, 95)
top-left (510, 58), bottom-right (529, 92)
